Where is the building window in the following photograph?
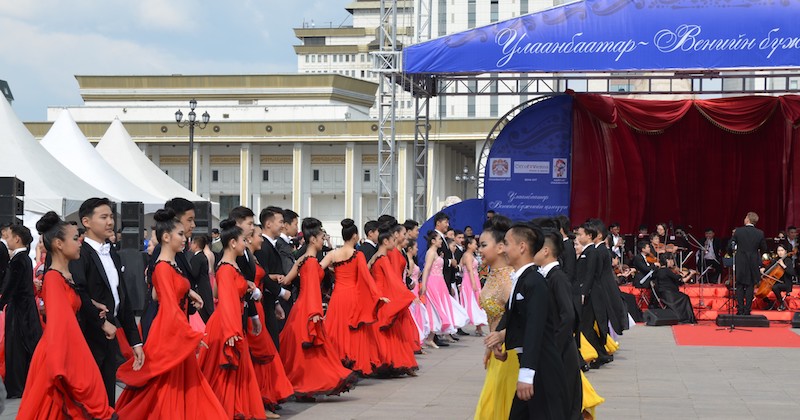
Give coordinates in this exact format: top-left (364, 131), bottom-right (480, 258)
top-left (311, 55), bottom-right (316, 63)
top-left (438, 0), bottom-right (447, 36)
top-left (467, 80), bottom-right (478, 117)
top-left (521, 0), bottom-right (529, 14)
top-left (212, 170), bottom-right (219, 182)
top-left (305, 55), bottom-right (309, 63)
top-left (323, 55), bottom-right (327, 63)
top-left (219, 195), bottom-right (240, 220)
top-left (333, 55), bottom-right (337, 63)
top-left (490, 74), bottom-right (499, 117)
top-left (361, 70), bottom-right (365, 78)
top-left (364, 169), bottom-right (371, 182)
top-left (468, 0), bottom-right (476, 29)
top-left (438, 95), bottom-right (447, 118)
top-left (491, 0), bottom-right (499, 23)
top-left (262, 170), bottom-right (269, 181)
top-left (313, 169), bottom-right (320, 181)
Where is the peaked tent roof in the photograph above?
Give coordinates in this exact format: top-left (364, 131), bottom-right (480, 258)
top-left (95, 119), bottom-right (211, 206)
top-left (41, 110), bottom-right (165, 213)
top-left (0, 97), bottom-right (108, 215)
top-left (403, 0), bottom-right (800, 74)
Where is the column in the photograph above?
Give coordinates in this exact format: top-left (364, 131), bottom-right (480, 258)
top-left (345, 142), bottom-right (363, 224)
top-left (250, 144), bottom-right (262, 211)
top-left (426, 143), bottom-right (437, 220)
top-left (199, 145), bottom-right (211, 199)
top-left (292, 143), bottom-right (311, 216)
top-left (191, 145), bottom-right (200, 194)
top-left (240, 144), bottom-right (250, 207)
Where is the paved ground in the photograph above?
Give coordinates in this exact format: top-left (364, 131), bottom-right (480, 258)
top-left (3, 324), bottom-right (800, 419)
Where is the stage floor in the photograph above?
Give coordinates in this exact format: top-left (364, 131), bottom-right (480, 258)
top-left (591, 324), bottom-right (800, 419)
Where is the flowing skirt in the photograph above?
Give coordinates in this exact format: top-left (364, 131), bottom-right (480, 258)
top-left (474, 347), bottom-right (518, 420)
top-left (459, 280), bottom-right (488, 327)
top-left (449, 294), bottom-right (469, 330)
top-left (425, 273), bottom-right (457, 334)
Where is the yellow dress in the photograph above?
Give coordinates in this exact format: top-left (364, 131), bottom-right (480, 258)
top-left (474, 266), bottom-right (516, 420)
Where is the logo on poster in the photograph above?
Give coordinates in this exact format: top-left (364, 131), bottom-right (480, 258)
top-left (489, 158), bottom-right (511, 178)
top-left (514, 161), bottom-right (549, 174)
top-left (553, 158), bottom-right (568, 179)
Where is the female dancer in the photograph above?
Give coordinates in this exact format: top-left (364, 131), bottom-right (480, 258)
top-left (115, 209), bottom-right (226, 419)
top-left (279, 217), bottom-right (358, 400)
top-left (473, 217), bottom-right (518, 420)
top-left (18, 212), bottom-right (115, 419)
top-left (320, 218), bottom-right (386, 376)
top-left (459, 236), bottom-right (487, 336)
top-left (248, 224), bottom-right (293, 418)
top-left (0, 223), bottom-right (41, 398)
top-left (419, 231), bottom-right (457, 346)
top-left (405, 239), bottom-right (431, 349)
top-left (198, 219), bottom-right (266, 419)
top-left (370, 224), bottom-right (418, 376)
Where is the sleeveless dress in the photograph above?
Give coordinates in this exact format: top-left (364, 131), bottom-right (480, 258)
top-left (198, 262), bottom-right (266, 420)
top-left (408, 264), bottom-right (431, 343)
top-left (387, 248), bottom-right (422, 352)
top-left (325, 251), bottom-right (383, 376)
top-left (371, 255), bottom-right (418, 376)
top-left (460, 258), bottom-right (488, 328)
top-left (18, 270), bottom-right (116, 420)
top-left (116, 261), bottom-right (227, 419)
top-left (279, 257), bottom-right (358, 397)
top-left (248, 261), bottom-right (294, 409)
top-left (424, 256), bottom-right (457, 334)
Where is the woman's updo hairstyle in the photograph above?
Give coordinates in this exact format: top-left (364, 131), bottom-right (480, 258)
top-left (377, 220), bottom-right (395, 245)
top-left (426, 230), bottom-right (440, 248)
top-left (341, 218), bottom-right (358, 242)
top-left (219, 218), bottom-right (243, 249)
top-left (483, 214), bottom-right (511, 244)
top-left (302, 217), bottom-right (323, 244)
top-left (153, 208), bottom-right (179, 244)
top-left (36, 211), bottom-right (68, 253)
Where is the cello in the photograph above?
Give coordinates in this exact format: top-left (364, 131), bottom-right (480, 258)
top-left (755, 250), bottom-right (796, 299)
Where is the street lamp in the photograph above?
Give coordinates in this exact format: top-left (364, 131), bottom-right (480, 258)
top-left (454, 165), bottom-right (476, 200)
top-left (175, 99), bottom-right (210, 192)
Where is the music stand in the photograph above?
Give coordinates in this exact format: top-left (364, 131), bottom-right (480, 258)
top-left (717, 247), bottom-right (750, 332)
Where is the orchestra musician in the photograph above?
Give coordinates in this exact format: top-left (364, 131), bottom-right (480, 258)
top-left (611, 254), bottom-right (635, 285)
top-left (731, 212), bottom-right (768, 316)
top-left (701, 228), bottom-right (723, 284)
top-left (631, 242), bottom-right (659, 307)
top-left (654, 253), bottom-right (697, 324)
top-left (655, 223), bottom-right (668, 244)
top-left (761, 244), bottom-right (796, 311)
top-left (608, 222), bottom-right (624, 261)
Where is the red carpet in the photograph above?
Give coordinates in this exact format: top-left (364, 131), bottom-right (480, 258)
top-left (672, 324), bottom-right (800, 348)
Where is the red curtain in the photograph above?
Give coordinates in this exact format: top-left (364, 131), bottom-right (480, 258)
top-left (570, 93), bottom-right (800, 239)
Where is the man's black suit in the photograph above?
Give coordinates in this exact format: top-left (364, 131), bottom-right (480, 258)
top-left (498, 265), bottom-right (568, 420)
top-left (71, 240), bottom-right (142, 407)
top-left (731, 224), bottom-right (768, 315)
top-left (543, 265), bottom-right (582, 419)
top-left (701, 237), bottom-right (723, 283)
top-left (360, 241), bottom-right (377, 264)
top-left (596, 243), bottom-right (627, 334)
top-left (254, 237), bottom-right (288, 349)
top-left (189, 251), bottom-right (215, 322)
top-left (631, 254), bottom-right (655, 288)
top-left (577, 244), bottom-right (609, 357)
top-left (0, 241), bottom-right (9, 289)
top-left (559, 237), bottom-right (581, 327)
top-left (454, 245), bottom-right (465, 287)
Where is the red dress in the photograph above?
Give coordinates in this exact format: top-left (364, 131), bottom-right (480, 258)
top-left (279, 257), bottom-right (358, 397)
top-left (198, 263), bottom-right (266, 420)
top-left (325, 251), bottom-right (383, 375)
top-left (18, 270), bottom-right (116, 419)
top-left (371, 255), bottom-right (418, 376)
top-left (115, 261), bottom-right (226, 419)
top-left (388, 248), bottom-right (422, 351)
top-left (248, 261), bottom-right (294, 409)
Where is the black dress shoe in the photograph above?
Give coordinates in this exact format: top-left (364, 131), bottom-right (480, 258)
top-left (581, 362), bottom-right (591, 372)
top-left (450, 334), bottom-right (460, 341)
top-left (456, 328), bottom-right (469, 336)
top-left (433, 335), bottom-right (450, 347)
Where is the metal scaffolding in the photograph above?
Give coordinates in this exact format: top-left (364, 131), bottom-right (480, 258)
top-left (374, 0), bottom-right (400, 217)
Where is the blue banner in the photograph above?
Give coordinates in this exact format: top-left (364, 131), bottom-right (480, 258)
top-left (416, 199), bottom-right (486, 270)
top-left (404, 0), bottom-right (800, 74)
top-left (483, 95), bottom-right (572, 222)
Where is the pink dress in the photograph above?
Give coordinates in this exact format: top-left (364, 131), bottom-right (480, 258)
top-left (459, 258), bottom-right (488, 327)
top-left (408, 265), bottom-right (430, 343)
top-left (424, 257), bottom-right (456, 335)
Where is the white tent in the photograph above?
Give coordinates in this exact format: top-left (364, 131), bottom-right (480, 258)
top-left (96, 119), bottom-right (218, 216)
top-left (41, 110), bottom-right (165, 213)
top-left (0, 97), bottom-right (109, 216)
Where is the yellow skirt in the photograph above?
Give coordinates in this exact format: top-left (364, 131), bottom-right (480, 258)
top-left (474, 347), bottom-right (518, 420)
top-left (581, 371), bottom-right (605, 419)
top-left (579, 333), bottom-right (599, 362)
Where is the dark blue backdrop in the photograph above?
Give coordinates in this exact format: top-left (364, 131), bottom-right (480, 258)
top-left (416, 199), bottom-right (485, 269)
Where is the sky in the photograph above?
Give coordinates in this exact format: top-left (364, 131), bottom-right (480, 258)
top-left (0, 0), bottom-right (352, 121)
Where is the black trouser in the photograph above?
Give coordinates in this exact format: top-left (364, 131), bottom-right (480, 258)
top-left (772, 282), bottom-right (793, 306)
top-left (579, 301), bottom-right (608, 357)
top-left (91, 339), bottom-right (121, 407)
top-left (735, 282), bottom-right (754, 315)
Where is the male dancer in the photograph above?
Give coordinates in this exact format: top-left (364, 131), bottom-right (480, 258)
top-left (72, 198), bottom-right (144, 406)
top-left (256, 206), bottom-right (292, 349)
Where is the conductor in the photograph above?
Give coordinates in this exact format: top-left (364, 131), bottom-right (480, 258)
top-left (731, 212), bottom-right (768, 315)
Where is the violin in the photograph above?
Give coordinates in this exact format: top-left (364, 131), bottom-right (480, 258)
top-left (646, 253), bottom-right (659, 264)
top-left (672, 266), bottom-right (697, 283)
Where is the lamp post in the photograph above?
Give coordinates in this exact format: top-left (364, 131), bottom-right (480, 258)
top-left (454, 165), bottom-right (476, 200)
top-left (175, 99), bottom-right (210, 192)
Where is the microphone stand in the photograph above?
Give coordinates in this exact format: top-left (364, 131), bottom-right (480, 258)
top-left (717, 244), bottom-right (750, 333)
top-left (683, 232), bottom-right (708, 309)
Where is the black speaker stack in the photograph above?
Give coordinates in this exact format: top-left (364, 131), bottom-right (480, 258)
top-left (643, 308), bottom-right (680, 326)
top-left (120, 201), bottom-right (144, 251)
top-left (715, 314), bottom-right (770, 328)
top-left (0, 177), bottom-right (24, 225)
top-left (193, 201), bottom-right (212, 236)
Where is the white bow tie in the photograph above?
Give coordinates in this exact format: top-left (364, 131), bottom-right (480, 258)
top-left (99, 243), bottom-right (111, 256)
top-left (537, 267), bottom-right (547, 276)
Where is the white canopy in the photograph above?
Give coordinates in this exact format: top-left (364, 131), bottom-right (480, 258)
top-left (0, 97), bottom-right (108, 216)
top-left (96, 119), bottom-right (218, 216)
top-left (41, 110), bottom-right (165, 213)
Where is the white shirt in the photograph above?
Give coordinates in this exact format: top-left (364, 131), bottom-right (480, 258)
top-left (509, 262), bottom-right (537, 385)
top-left (280, 233), bottom-right (292, 244)
top-left (538, 261), bottom-right (559, 278)
top-left (84, 237), bottom-right (121, 317)
top-left (364, 239), bottom-right (377, 248)
top-left (263, 234), bottom-right (279, 248)
top-left (611, 234), bottom-right (623, 257)
top-left (704, 239), bottom-right (715, 260)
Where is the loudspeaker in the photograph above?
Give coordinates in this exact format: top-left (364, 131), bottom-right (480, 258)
top-left (120, 229), bottom-right (143, 251)
top-left (121, 202), bottom-right (144, 229)
top-left (643, 308), bottom-right (680, 326)
top-left (792, 312), bottom-right (800, 329)
top-left (715, 314), bottom-right (770, 328)
top-left (193, 201), bottom-right (212, 236)
top-left (0, 197), bottom-right (23, 215)
top-left (0, 177), bottom-right (24, 197)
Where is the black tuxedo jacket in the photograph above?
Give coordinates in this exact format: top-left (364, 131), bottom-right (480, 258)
top-left (544, 266), bottom-right (579, 352)
top-left (71, 241), bottom-right (142, 354)
top-left (0, 241), bottom-right (9, 290)
top-left (189, 251), bottom-right (214, 322)
top-left (498, 265), bottom-right (553, 372)
top-left (702, 237), bottom-right (723, 261)
top-left (234, 249), bottom-right (260, 318)
top-left (631, 254), bottom-right (655, 287)
top-left (732, 225), bottom-right (768, 285)
top-left (360, 241), bottom-right (377, 264)
top-left (596, 243), bottom-right (627, 334)
top-left (560, 238), bottom-right (577, 283)
top-left (254, 237), bottom-right (287, 299)
top-left (276, 237), bottom-right (296, 277)
top-left (576, 244), bottom-right (600, 298)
